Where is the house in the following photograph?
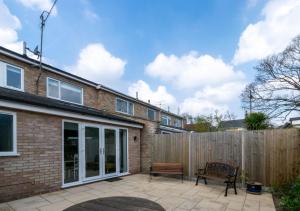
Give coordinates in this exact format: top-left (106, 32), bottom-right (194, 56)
top-left (0, 46), bottom-right (185, 202)
top-left (290, 117), bottom-right (300, 128)
top-left (219, 119), bottom-right (246, 131)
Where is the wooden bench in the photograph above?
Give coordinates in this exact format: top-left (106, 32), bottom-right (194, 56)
top-left (150, 163), bottom-right (184, 182)
top-left (195, 162), bottom-right (239, 196)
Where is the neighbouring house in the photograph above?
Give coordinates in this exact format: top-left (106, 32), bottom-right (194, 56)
top-left (0, 46), bottom-right (185, 202)
top-left (219, 119), bottom-right (246, 131)
top-left (290, 117), bottom-right (300, 128)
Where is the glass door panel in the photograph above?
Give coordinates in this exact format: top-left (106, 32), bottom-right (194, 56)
top-left (104, 129), bottom-right (116, 175)
top-left (119, 129), bottom-right (128, 173)
top-left (85, 127), bottom-right (100, 178)
top-left (64, 122), bottom-right (79, 184)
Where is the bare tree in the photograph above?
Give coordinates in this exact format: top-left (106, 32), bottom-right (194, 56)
top-left (241, 35), bottom-right (300, 119)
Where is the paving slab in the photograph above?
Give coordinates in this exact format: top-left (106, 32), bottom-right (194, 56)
top-left (3, 174), bottom-right (275, 211)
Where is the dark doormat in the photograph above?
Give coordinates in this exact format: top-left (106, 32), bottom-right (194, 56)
top-left (105, 177), bottom-right (122, 182)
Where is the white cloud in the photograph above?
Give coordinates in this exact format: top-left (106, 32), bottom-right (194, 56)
top-left (128, 80), bottom-right (177, 110)
top-left (0, 0), bottom-right (23, 53)
top-left (145, 52), bottom-right (245, 89)
top-left (69, 43), bottom-right (126, 86)
top-left (18, 0), bottom-right (57, 15)
top-left (180, 82), bottom-right (246, 116)
top-left (233, 0), bottom-right (300, 64)
top-left (83, 9), bottom-right (99, 21)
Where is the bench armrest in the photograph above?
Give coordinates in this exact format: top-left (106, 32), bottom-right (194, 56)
top-left (195, 168), bottom-right (205, 176)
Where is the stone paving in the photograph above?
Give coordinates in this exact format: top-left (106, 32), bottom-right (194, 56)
top-left (0, 174), bottom-right (275, 211)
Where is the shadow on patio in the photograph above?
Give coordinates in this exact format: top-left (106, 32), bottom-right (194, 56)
top-left (0, 174), bottom-right (275, 211)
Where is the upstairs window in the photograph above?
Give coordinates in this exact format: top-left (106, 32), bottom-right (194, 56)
top-left (47, 77), bottom-right (83, 105)
top-left (116, 98), bottom-right (134, 115)
top-left (161, 115), bottom-right (171, 126)
top-left (174, 119), bottom-right (182, 128)
top-left (0, 111), bottom-right (17, 156)
top-left (0, 62), bottom-right (24, 91)
top-left (148, 109), bottom-right (156, 121)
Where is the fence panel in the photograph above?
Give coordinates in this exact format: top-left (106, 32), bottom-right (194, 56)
top-left (150, 128), bottom-right (300, 186)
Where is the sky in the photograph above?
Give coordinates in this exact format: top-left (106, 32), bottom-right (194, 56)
top-left (1, 0), bottom-right (300, 120)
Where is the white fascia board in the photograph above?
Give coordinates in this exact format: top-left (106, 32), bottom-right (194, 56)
top-left (0, 100), bottom-right (143, 129)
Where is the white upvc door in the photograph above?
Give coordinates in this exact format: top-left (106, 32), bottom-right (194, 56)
top-left (62, 121), bottom-right (128, 187)
top-left (82, 124), bottom-right (102, 182)
top-left (102, 127), bottom-right (119, 177)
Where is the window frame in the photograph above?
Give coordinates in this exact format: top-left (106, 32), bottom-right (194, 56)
top-left (0, 111), bottom-right (18, 156)
top-left (47, 77), bottom-right (84, 105)
top-left (0, 61), bottom-right (24, 91)
top-left (161, 115), bottom-right (171, 126)
top-left (147, 108), bottom-right (156, 121)
top-left (115, 97), bottom-right (134, 116)
top-left (174, 119), bottom-right (182, 128)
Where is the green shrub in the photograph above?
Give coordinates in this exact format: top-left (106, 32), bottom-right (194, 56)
top-left (279, 177), bottom-right (300, 211)
top-left (244, 112), bottom-right (269, 130)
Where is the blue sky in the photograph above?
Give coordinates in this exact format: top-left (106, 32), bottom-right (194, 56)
top-left (1, 0), bottom-right (300, 120)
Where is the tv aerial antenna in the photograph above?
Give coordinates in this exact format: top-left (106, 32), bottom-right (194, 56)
top-left (34, 0), bottom-right (58, 94)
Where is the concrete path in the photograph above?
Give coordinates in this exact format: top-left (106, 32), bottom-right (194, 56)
top-left (0, 174), bottom-right (275, 211)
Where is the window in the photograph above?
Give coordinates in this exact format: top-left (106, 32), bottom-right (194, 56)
top-left (0, 112), bottom-right (17, 156)
top-left (0, 62), bottom-right (24, 91)
top-left (116, 98), bottom-right (134, 115)
top-left (47, 77), bottom-right (83, 105)
top-left (48, 78), bottom-right (59, 98)
top-left (174, 119), bottom-right (182, 128)
top-left (161, 115), bottom-right (171, 126)
top-left (148, 109), bottom-right (156, 121)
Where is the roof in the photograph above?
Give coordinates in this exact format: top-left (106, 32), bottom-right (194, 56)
top-left (219, 119), bottom-right (246, 129)
top-left (0, 46), bottom-right (184, 119)
top-left (159, 124), bottom-right (188, 132)
top-left (290, 117), bottom-right (300, 121)
top-left (0, 87), bottom-right (143, 126)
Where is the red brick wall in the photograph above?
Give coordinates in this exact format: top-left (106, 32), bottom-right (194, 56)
top-left (0, 108), bottom-right (141, 202)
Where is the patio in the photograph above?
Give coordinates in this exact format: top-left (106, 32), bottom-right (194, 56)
top-left (0, 174), bottom-right (275, 211)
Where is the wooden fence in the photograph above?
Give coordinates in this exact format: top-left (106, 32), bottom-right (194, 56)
top-left (151, 128), bottom-right (300, 186)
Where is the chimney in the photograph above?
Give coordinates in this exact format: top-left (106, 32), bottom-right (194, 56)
top-left (136, 92), bottom-right (139, 99)
top-left (23, 41), bottom-right (27, 56)
top-left (148, 99), bottom-right (150, 103)
top-left (168, 106), bottom-right (170, 112)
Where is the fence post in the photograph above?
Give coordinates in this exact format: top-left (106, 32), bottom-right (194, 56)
top-left (188, 132), bottom-right (192, 179)
top-left (241, 130), bottom-right (245, 187)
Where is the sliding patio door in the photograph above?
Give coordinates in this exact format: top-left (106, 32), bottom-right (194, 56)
top-left (84, 126), bottom-right (101, 180)
top-left (104, 128), bottom-right (117, 176)
top-left (63, 122), bottom-right (128, 186)
top-left (63, 122), bottom-right (80, 184)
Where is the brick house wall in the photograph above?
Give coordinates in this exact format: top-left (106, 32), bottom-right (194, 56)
top-left (0, 108), bottom-right (141, 202)
top-left (0, 54), bottom-right (184, 126)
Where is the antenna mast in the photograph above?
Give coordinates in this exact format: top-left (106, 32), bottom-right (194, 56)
top-left (36, 0), bottom-right (58, 94)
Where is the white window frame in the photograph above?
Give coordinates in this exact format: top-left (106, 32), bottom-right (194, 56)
top-left (174, 119), bottom-right (182, 128)
top-left (147, 108), bottom-right (156, 121)
top-left (115, 97), bottom-right (134, 116)
top-left (0, 110), bottom-right (18, 156)
top-left (0, 61), bottom-right (24, 91)
top-left (47, 77), bottom-right (84, 105)
top-left (161, 115), bottom-right (171, 126)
